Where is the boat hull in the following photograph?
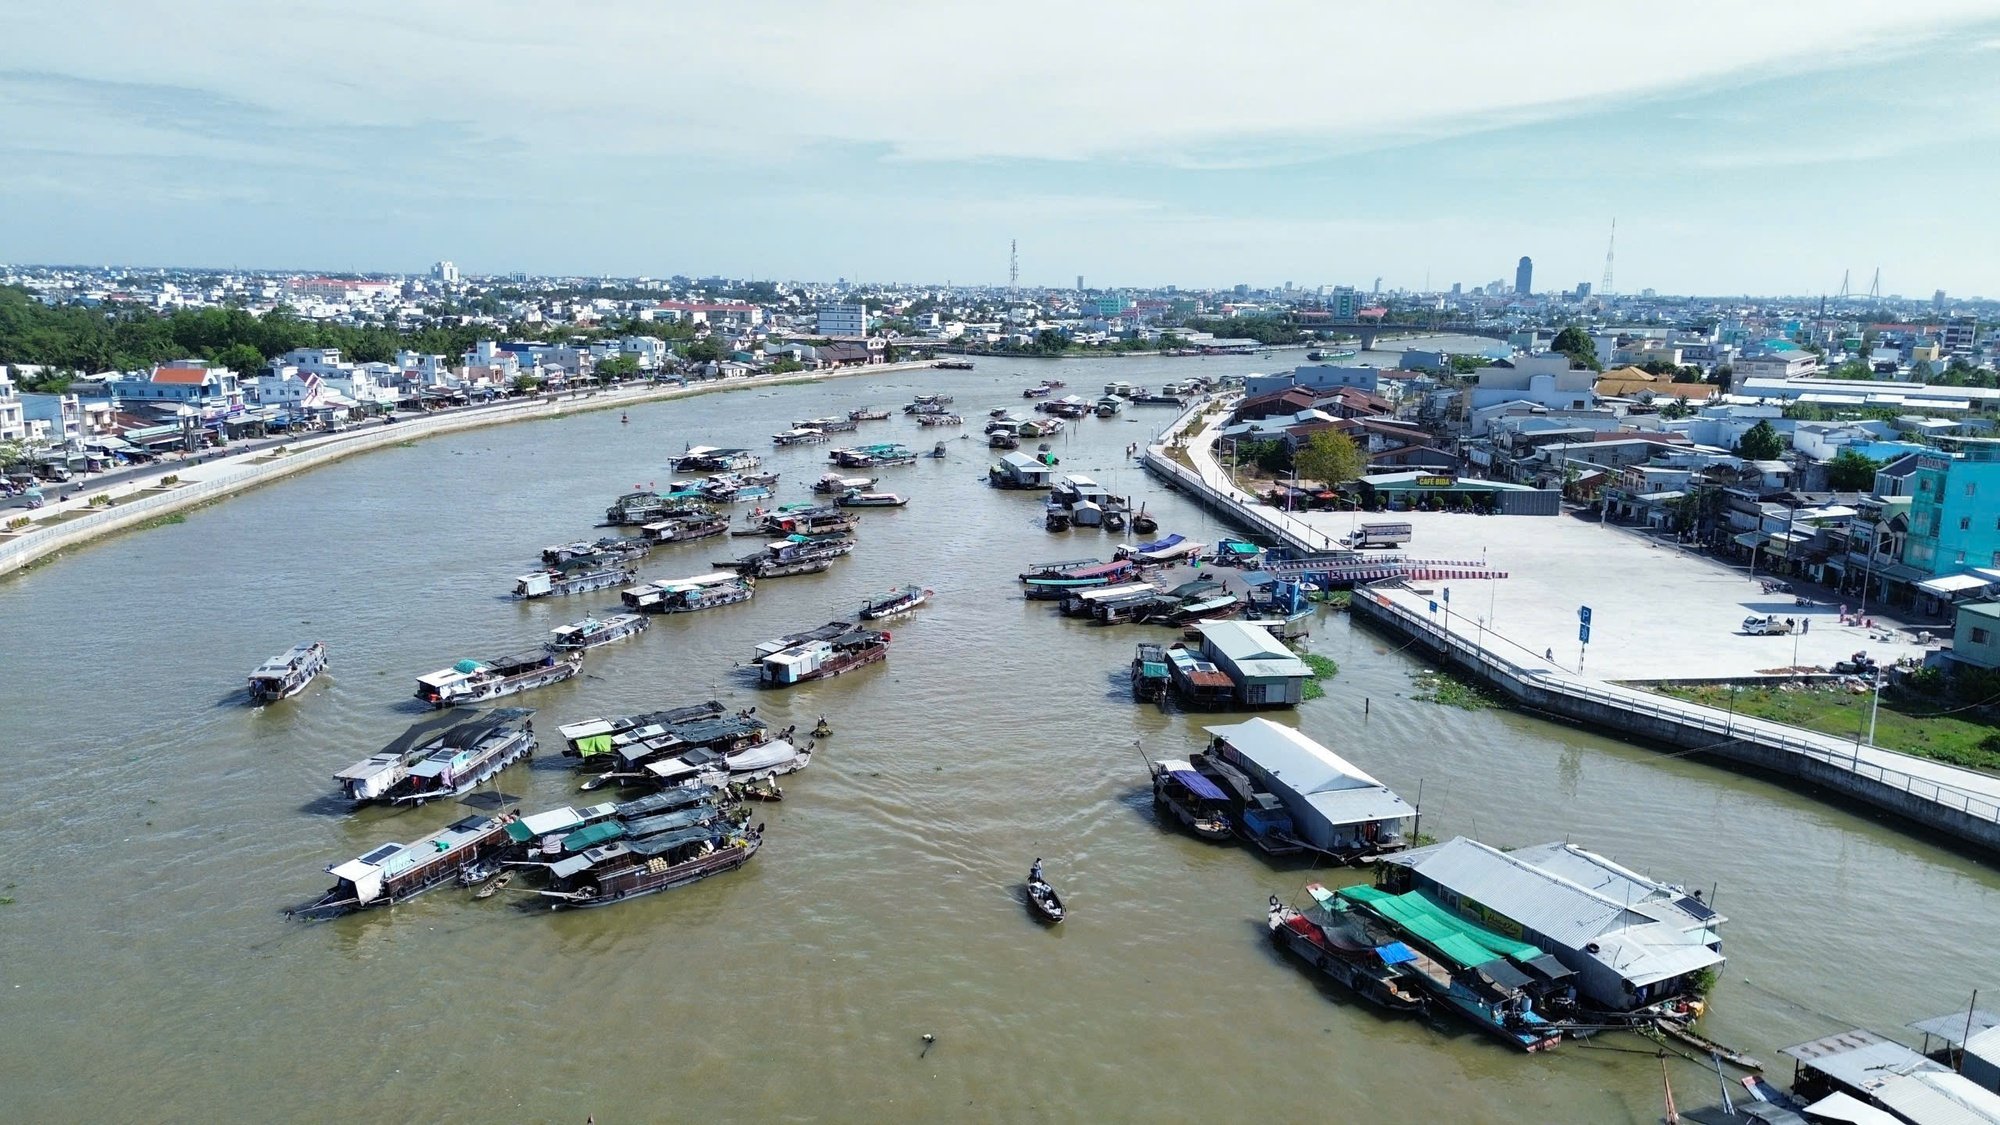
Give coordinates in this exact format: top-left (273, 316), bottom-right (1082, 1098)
top-left (1268, 910), bottom-right (1428, 1014)
top-left (544, 833), bottom-right (762, 910)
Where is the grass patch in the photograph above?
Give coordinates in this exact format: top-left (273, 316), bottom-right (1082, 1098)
top-left (138, 513), bottom-right (187, 530)
top-left (1299, 652), bottom-right (1340, 701)
top-left (1411, 670), bottom-right (1497, 710)
top-left (1653, 682), bottom-right (2000, 771)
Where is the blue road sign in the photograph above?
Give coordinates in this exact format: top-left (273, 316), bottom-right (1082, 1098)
top-left (1442, 587), bottom-right (1451, 603)
top-left (1428, 600), bottom-right (1438, 614)
top-left (1579, 623), bottom-right (1592, 644)
top-left (1579, 605), bottom-right (1593, 625)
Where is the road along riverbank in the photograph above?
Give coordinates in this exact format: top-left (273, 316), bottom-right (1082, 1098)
top-left (1142, 396), bottom-right (2000, 859)
top-left (0, 360), bottom-right (949, 579)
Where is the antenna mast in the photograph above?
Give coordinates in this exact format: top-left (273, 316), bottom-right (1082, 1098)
top-left (1600, 218), bottom-right (1616, 295)
top-left (1009, 238), bottom-right (1019, 298)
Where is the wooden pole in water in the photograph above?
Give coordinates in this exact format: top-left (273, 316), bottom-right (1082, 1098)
top-left (1961, 989), bottom-right (1981, 1072)
top-left (1661, 1055), bottom-right (1679, 1124)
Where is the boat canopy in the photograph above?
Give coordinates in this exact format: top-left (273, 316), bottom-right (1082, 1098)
top-left (563, 821), bottom-right (627, 852)
top-left (1340, 884), bottom-right (1547, 973)
top-left (627, 825), bottom-right (721, 856)
top-left (1166, 768), bottom-right (1227, 802)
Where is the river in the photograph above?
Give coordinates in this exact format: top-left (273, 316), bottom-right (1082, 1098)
top-left (1, 344), bottom-right (1994, 1123)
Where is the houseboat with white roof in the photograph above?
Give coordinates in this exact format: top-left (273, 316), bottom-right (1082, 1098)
top-left (414, 648), bottom-right (582, 707)
top-left (247, 641), bottom-right (328, 703)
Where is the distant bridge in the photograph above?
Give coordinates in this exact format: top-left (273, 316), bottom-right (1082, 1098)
top-left (1316, 319), bottom-right (1515, 351)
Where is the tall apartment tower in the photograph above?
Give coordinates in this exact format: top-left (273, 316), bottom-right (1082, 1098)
top-left (1514, 256), bottom-right (1533, 296)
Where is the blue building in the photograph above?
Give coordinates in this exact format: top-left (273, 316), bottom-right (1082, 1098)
top-left (1904, 440), bottom-right (2000, 603)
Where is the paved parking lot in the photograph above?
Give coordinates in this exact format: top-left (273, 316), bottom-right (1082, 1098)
top-left (1289, 508), bottom-right (1936, 680)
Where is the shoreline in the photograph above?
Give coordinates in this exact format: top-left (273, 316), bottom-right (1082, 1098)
top-left (0, 359), bottom-right (949, 580)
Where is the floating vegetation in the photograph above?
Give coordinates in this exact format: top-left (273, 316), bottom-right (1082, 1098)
top-left (1299, 652), bottom-right (1339, 701)
top-left (1410, 670), bottom-right (1496, 711)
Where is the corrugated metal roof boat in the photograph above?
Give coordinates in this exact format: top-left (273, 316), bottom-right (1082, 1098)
top-left (333, 707), bottom-right (537, 806)
top-left (247, 641), bottom-right (327, 703)
top-left (415, 649), bottom-right (582, 707)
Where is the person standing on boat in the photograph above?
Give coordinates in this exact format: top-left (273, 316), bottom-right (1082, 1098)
top-left (1030, 858), bottom-right (1044, 885)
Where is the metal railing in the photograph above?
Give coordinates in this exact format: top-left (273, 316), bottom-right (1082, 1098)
top-left (1353, 589), bottom-right (2000, 827)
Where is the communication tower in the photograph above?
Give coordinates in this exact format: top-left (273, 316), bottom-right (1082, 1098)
top-left (1009, 239), bottom-right (1019, 296)
top-left (1600, 218), bottom-right (1615, 294)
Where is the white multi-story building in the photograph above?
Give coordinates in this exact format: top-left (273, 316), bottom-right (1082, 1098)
top-left (816, 303), bottom-right (868, 337)
top-left (0, 367), bottom-right (27, 442)
top-left (433, 260), bottom-right (460, 285)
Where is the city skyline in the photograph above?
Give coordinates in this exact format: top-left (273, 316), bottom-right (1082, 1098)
top-left (4, 1), bottom-right (1999, 295)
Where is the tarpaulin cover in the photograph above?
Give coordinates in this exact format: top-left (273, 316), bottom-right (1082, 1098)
top-left (1167, 769), bottom-right (1227, 802)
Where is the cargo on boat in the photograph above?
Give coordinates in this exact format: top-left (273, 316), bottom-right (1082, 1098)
top-left (247, 641), bottom-right (328, 703)
top-left (542, 537), bottom-right (651, 566)
top-left (621, 571), bottom-right (755, 613)
top-left (513, 562), bottom-right (635, 599)
top-left (641, 512), bottom-right (729, 544)
top-left (293, 812), bottom-right (519, 916)
top-left (759, 627), bottom-right (890, 687)
top-left (1267, 885), bottom-right (1430, 1015)
top-left (1150, 758), bottom-right (1234, 840)
top-left (332, 707), bottom-right (536, 806)
top-left (547, 613), bottom-right (649, 652)
top-left (415, 649), bottom-right (582, 708)
top-left (605, 489), bottom-right (710, 526)
top-left (537, 822), bottom-right (763, 910)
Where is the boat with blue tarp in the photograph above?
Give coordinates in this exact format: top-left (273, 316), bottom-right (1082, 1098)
top-left (1149, 758), bottom-right (1234, 840)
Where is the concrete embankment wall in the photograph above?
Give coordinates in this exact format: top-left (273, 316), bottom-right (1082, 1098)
top-left (0, 361), bottom-right (948, 579)
top-left (1139, 401), bottom-right (1316, 553)
top-left (1347, 587), bottom-right (2000, 858)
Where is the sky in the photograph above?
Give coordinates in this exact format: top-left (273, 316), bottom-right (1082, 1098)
top-left (4, 0), bottom-right (1999, 296)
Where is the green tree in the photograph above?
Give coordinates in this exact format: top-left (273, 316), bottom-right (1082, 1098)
top-left (1659, 399), bottom-right (1691, 420)
top-left (1912, 359), bottom-right (1937, 382)
top-left (1734, 419), bottom-right (1786, 460)
top-left (1826, 448), bottom-right (1881, 491)
top-left (1032, 328), bottom-right (1069, 355)
top-left (215, 342), bottom-right (266, 376)
top-left (1293, 431), bottom-right (1365, 487)
top-left (682, 336), bottom-right (726, 363)
top-left (594, 353), bottom-right (640, 380)
top-left (1550, 326), bottom-right (1601, 371)
top-left (1709, 364), bottom-right (1734, 391)
top-left (1829, 360), bottom-right (1875, 381)
top-left (768, 356), bottom-right (804, 374)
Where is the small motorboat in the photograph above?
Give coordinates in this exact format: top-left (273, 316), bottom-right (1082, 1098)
top-left (473, 872), bottom-right (513, 900)
top-left (837, 488), bottom-right (909, 508)
top-left (1131, 507), bottom-right (1158, 534)
top-left (738, 778), bottom-right (784, 802)
top-left (1026, 862), bottom-right (1065, 924)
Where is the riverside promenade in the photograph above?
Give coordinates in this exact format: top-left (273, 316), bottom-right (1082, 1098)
top-left (1142, 396), bottom-right (2000, 856)
top-left (0, 360), bottom-right (946, 578)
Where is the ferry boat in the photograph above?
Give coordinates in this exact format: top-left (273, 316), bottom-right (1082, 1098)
top-left (759, 628), bottom-right (890, 687)
top-left (847, 406), bottom-right (891, 421)
top-left (1267, 885), bottom-right (1430, 1014)
top-left (513, 562), bottom-right (636, 599)
top-left (547, 613), bottom-right (649, 652)
top-left (813, 472), bottom-right (877, 494)
top-left (333, 707), bottom-right (537, 806)
top-left (247, 641), bottom-right (328, 703)
top-left (860, 584), bottom-right (931, 621)
top-left (673, 446), bottom-right (761, 472)
top-left (641, 513), bottom-right (729, 544)
top-left (836, 488), bottom-right (908, 508)
top-left (542, 537), bottom-right (651, 566)
top-left (538, 822), bottom-right (763, 910)
top-left (293, 812), bottom-right (519, 916)
top-left (621, 571), bottom-right (755, 614)
top-left (415, 649), bottom-right (583, 707)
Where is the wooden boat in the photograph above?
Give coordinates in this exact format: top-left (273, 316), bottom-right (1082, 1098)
top-left (772, 427), bottom-right (830, 446)
top-left (621, 571), bottom-right (755, 614)
top-left (759, 629), bottom-right (889, 687)
top-left (473, 872), bottom-right (512, 899)
top-left (292, 812), bottom-right (517, 916)
top-left (836, 488), bottom-right (908, 508)
top-left (1027, 874), bottom-right (1066, 924)
top-left (813, 472), bottom-right (877, 494)
top-left (860, 584), bottom-right (931, 621)
top-left (736, 778), bottom-right (784, 802)
top-left (725, 535), bottom-right (855, 579)
top-left (547, 613), bottom-right (649, 652)
top-left (247, 641), bottom-right (328, 703)
top-left (641, 513), bottom-right (728, 544)
top-left (916, 413), bottom-right (962, 427)
top-left (902, 394), bottom-right (953, 413)
top-left (794, 416), bottom-right (858, 433)
top-left (1655, 1018), bottom-right (1763, 1070)
top-left (1131, 508), bottom-right (1158, 534)
top-left (1117, 533), bottom-right (1204, 565)
top-left (414, 650), bottom-right (581, 708)
top-left (1267, 888), bottom-right (1429, 1014)
top-left (1131, 643), bottom-right (1170, 702)
top-left (542, 537), bottom-right (651, 566)
top-left (847, 407), bottom-right (891, 421)
top-left (1150, 759), bottom-right (1236, 840)
top-left (673, 446), bottom-right (761, 472)
top-left (538, 823), bottom-right (763, 910)
top-left (513, 562), bottom-right (635, 598)
top-left (366, 708), bottom-right (533, 806)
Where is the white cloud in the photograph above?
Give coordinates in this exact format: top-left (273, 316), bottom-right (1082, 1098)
top-left (5, 0), bottom-right (1997, 168)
